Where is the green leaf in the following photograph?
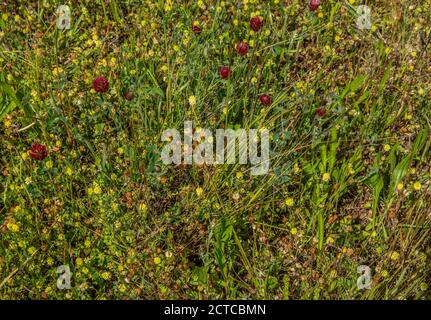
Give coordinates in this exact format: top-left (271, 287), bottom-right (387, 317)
top-left (350, 74), bottom-right (366, 93)
top-left (0, 81), bottom-right (22, 120)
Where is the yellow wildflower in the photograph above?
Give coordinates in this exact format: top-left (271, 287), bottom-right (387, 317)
top-left (413, 182), bottom-right (421, 191)
top-left (196, 187), bottom-right (203, 197)
top-left (285, 197), bottom-right (294, 207)
top-left (189, 95), bottom-right (197, 107)
top-left (390, 251), bottom-right (400, 261)
top-left (322, 172), bottom-right (331, 182)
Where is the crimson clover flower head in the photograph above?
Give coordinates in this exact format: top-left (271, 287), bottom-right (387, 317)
top-left (250, 16), bottom-right (263, 32)
top-left (192, 25), bottom-right (201, 34)
top-left (124, 91), bottom-right (135, 101)
top-left (236, 42), bottom-right (249, 56)
top-left (219, 66), bottom-right (231, 79)
top-left (309, 0), bottom-right (320, 12)
top-left (29, 143), bottom-right (48, 161)
top-left (259, 94), bottom-right (271, 106)
top-left (93, 76), bottom-right (109, 93)
top-left (316, 108), bottom-right (326, 117)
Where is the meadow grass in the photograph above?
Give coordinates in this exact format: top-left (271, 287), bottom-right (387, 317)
top-left (0, 0), bottom-right (430, 299)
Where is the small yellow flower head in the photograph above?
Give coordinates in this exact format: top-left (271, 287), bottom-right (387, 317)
top-left (236, 172), bottom-right (244, 179)
top-left (7, 222), bottom-right (20, 232)
top-left (396, 183), bottom-right (404, 191)
top-left (290, 227), bottom-right (298, 235)
top-left (45, 160), bottom-right (53, 169)
top-left (322, 172), bottom-right (331, 182)
top-left (285, 197), bottom-right (294, 207)
top-left (326, 236), bottom-right (335, 245)
top-left (139, 202), bottom-right (148, 212)
top-left (93, 184), bottom-right (102, 195)
top-left (418, 88), bottom-right (425, 96)
top-left (390, 251), bottom-right (400, 261)
top-left (196, 187), bottom-right (203, 197)
top-left (65, 167), bottom-right (73, 176)
top-left (413, 182), bottom-right (421, 191)
top-left (117, 147), bottom-right (124, 155)
top-left (47, 257), bottom-right (54, 266)
top-left (52, 67), bottom-right (63, 76)
top-left (76, 257), bottom-right (83, 266)
top-left (383, 144), bottom-right (391, 152)
top-left (154, 256), bottom-right (161, 265)
top-left (189, 95), bottom-right (197, 107)
top-left (101, 271), bottom-right (111, 280)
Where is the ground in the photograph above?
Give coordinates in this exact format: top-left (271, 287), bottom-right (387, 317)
top-left (0, 0), bottom-right (430, 299)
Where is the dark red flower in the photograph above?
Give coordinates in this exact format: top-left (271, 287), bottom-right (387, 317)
top-left (259, 94), bottom-right (271, 106)
top-left (219, 66), bottom-right (231, 79)
top-left (236, 42), bottom-right (249, 56)
top-left (250, 16), bottom-right (263, 32)
top-left (29, 143), bottom-right (48, 161)
top-left (124, 91), bottom-right (135, 101)
top-left (309, 0), bottom-right (320, 12)
top-left (316, 108), bottom-right (326, 117)
top-left (192, 25), bottom-right (201, 34)
top-left (93, 76), bottom-right (109, 93)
